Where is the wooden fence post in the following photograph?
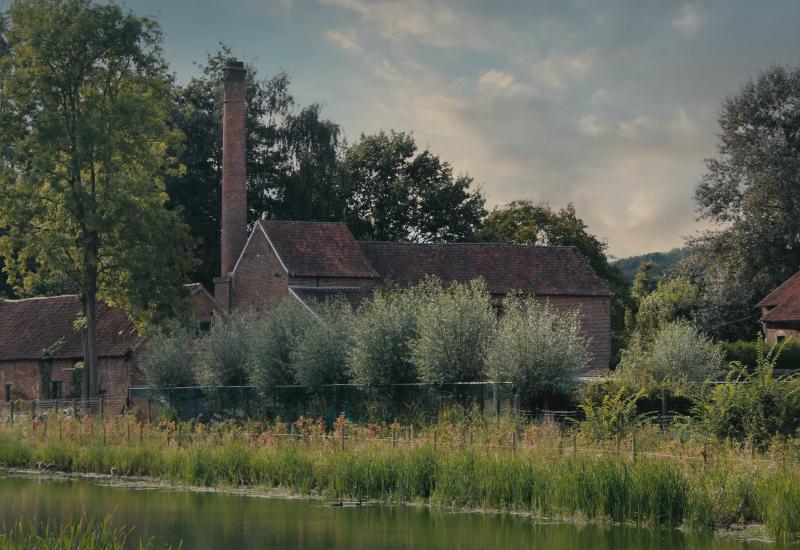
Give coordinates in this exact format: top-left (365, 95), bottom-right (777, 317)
top-left (572, 433), bottom-right (577, 459)
top-left (631, 432), bottom-right (637, 463)
top-left (511, 431), bottom-right (516, 454)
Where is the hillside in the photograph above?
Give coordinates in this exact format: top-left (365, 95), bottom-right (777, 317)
top-left (613, 248), bottom-right (689, 282)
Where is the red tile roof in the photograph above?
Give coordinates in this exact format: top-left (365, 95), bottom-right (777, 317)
top-left (758, 270), bottom-right (800, 323)
top-left (359, 241), bottom-right (612, 297)
top-left (260, 221), bottom-right (379, 278)
top-left (0, 295), bottom-right (142, 361)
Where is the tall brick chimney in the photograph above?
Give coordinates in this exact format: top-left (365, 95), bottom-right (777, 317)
top-left (220, 59), bottom-right (247, 275)
top-left (214, 60), bottom-right (247, 312)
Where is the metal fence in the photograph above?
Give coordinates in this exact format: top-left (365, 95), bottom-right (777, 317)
top-left (1, 398), bottom-right (105, 421)
top-left (127, 383), bottom-right (519, 424)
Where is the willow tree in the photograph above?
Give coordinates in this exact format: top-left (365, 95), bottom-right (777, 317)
top-left (0, 0), bottom-right (193, 397)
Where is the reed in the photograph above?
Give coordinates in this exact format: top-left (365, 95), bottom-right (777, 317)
top-left (1, 417), bottom-right (799, 541)
top-left (0, 516), bottom-right (173, 549)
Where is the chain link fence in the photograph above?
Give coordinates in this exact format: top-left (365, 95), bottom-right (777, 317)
top-left (127, 383), bottom-right (521, 424)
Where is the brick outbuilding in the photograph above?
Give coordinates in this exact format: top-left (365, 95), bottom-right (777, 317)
top-left (215, 220), bottom-right (613, 373)
top-left (757, 270), bottom-right (800, 344)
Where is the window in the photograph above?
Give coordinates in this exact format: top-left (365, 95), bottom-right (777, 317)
top-left (4, 384), bottom-right (10, 402)
top-left (51, 381), bottom-right (63, 400)
top-left (777, 335), bottom-right (786, 344)
top-left (197, 321), bottom-right (211, 335)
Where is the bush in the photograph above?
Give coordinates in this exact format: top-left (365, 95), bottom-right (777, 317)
top-left (247, 299), bottom-right (313, 396)
top-left (349, 289), bottom-right (418, 389)
top-left (137, 322), bottom-right (197, 387)
top-left (292, 300), bottom-right (354, 387)
top-left (411, 278), bottom-right (495, 384)
top-left (486, 295), bottom-right (588, 405)
top-left (194, 310), bottom-right (257, 387)
top-left (724, 338), bottom-right (800, 370)
top-left (696, 336), bottom-right (800, 444)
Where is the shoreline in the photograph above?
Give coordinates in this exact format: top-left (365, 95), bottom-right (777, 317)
top-left (0, 467), bottom-right (774, 545)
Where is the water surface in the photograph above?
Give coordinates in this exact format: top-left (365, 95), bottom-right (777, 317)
top-left (0, 475), bottom-right (777, 549)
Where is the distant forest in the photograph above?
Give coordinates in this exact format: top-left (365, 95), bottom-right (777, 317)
top-left (613, 248), bottom-right (689, 282)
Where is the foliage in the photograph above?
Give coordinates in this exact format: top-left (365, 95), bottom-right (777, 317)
top-left (291, 300), bottom-right (354, 387)
top-left (246, 299), bottom-right (313, 395)
top-left (616, 321), bottom-right (724, 399)
top-left (348, 289), bottom-right (418, 390)
top-left (696, 336), bottom-right (800, 444)
top-left (341, 130), bottom-right (486, 242)
top-left (0, 515), bottom-right (171, 549)
top-left (194, 311), bottom-right (257, 387)
top-left (411, 278), bottom-right (495, 384)
top-left (630, 277), bottom-right (701, 339)
top-left (724, 338), bottom-right (800, 371)
top-left (0, 0), bottom-right (194, 396)
top-left (138, 322), bottom-right (197, 388)
top-left (681, 65), bottom-right (800, 340)
top-left (477, 200), bottom-right (632, 363)
top-left (486, 295), bottom-right (588, 405)
top-left (579, 385), bottom-right (645, 441)
top-left (613, 248), bottom-right (690, 283)
top-left (630, 261), bottom-right (658, 302)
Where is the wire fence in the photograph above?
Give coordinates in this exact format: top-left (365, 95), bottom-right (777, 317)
top-left (127, 383), bottom-right (521, 424)
top-left (1, 398), bottom-right (106, 421)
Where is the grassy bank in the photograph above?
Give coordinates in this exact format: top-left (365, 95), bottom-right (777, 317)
top-left (1, 417), bottom-right (799, 542)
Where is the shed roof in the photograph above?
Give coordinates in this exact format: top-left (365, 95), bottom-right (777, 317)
top-left (358, 241), bottom-right (612, 297)
top-left (259, 221), bottom-right (378, 279)
top-left (756, 270), bottom-right (800, 310)
top-left (0, 295), bottom-right (142, 361)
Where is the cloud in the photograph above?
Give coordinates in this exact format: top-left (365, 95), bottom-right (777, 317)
top-left (578, 114), bottom-right (603, 136)
top-left (532, 51), bottom-right (595, 90)
top-left (477, 69), bottom-right (535, 98)
top-left (673, 5), bottom-right (703, 33)
top-left (590, 88), bottom-right (608, 106)
top-left (325, 30), bottom-right (363, 53)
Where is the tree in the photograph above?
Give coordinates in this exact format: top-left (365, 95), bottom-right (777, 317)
top-left (246, 299), bottom-right (313, 396)
top-left (291, 300), bottom-right (353, 387)
top-left (0, 0), bottom-right (194, 397)
top-left (195, 310), bottom-right (255, 387)
top-left (478, 200), bottom-right (632, 361)
top-left (616, 320), bottom-right (724, 419)
top-left (348, 288), bottom-right (418, 390)
top-left (138, 322), bottom-right (197, 388)
top-left (631, 261), bottom-right (658, 302)
top-left (486, 295), bottom-right (589, 406)
top-left (684, 65), bottom-right (800, 340)
top-left (631, 277), bottom-right (701, 340)
top-left (341, 131), bottom-right (486, 242)
top-left (411, 278), bottom-right (495, 384)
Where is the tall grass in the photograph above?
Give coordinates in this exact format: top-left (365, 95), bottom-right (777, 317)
top-left (0, 516), bottom-right (173, 549)
top-left (1, 418), bottom-right (799, 541)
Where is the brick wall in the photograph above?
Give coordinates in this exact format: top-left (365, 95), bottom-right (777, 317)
top-left (533, 295), bottom-right (611, 374)
top-left (0, 356), bottom-right (136, 408)
top-left (289, 276), bottom-right (377, 290)
top-left (231, 229), bottom-right (290, 313)
top-left (764, 325), bottom-right (800, 344)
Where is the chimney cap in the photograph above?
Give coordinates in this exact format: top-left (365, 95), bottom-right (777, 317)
top-left (224, 59), bottom-right (245, 71)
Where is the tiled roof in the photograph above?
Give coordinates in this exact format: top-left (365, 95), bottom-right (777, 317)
top-left (259, 221), bottom-right (379, 278)
top-left (756, 271), bottom-right (800, 308)
top-left (758, 270), bottom-right (800, 323)
top-left (289, 286), bottom-right (373, 312)
top-left (0, 295), bottom-right (142, 361)
top-left (359, 241), bottom-right (612, 297)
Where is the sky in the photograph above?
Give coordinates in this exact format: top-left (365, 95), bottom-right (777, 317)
top-left (124, 0), bottom-right (800, 258)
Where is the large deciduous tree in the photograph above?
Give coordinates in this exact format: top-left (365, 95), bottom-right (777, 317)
top-left (682, 65), bottom-right (800, 340)
top-left (0, 0), bottom-right (193, 397)
top-left (341, 130), bottom-right (486, 242)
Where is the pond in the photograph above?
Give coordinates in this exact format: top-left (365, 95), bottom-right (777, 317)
top-left (0, 474), bottom-right (777, 549)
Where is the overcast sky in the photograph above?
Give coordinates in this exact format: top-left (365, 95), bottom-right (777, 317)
top-left (125, 0), bottom-right (800, 258)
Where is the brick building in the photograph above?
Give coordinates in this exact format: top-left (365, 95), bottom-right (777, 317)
top-left (757, 270), bottom-right (800, 344)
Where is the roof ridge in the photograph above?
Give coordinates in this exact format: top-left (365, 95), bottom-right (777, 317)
top-left (2, 294), bottom-right (78, 303)
top-left (358, 240), bottom-right (580, 250)
top-left (262, 219), bottom-right (348, 226)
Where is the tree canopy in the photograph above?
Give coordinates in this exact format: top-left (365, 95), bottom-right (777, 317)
top-left (0, 0), bottom-right (194, 396)
top-left (681, 65), bottom-right (800, 340)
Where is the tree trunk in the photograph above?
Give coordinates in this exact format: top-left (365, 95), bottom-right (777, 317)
top-left (80, 246), bottom-right (99, 399)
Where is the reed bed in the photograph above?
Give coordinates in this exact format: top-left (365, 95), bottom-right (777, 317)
top-left (1, 415), bottom-right (799, 541)
top-left (0, 516), bottom-right (173, 549)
